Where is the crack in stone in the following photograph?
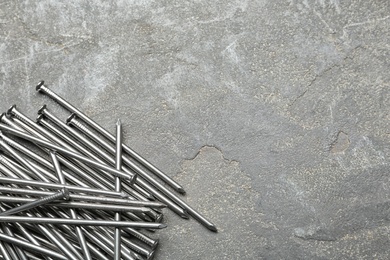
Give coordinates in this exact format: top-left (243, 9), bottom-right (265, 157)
top-left (174, 145), bottom-right (264, 198)
top-left (183, 144), bottom-right (240, 164)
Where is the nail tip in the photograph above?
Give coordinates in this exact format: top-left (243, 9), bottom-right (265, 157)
top-left (159, 224), bottom-right (167, 229)
top-left (181, 212), bottom-right (190, 219)
top-left (177, 187), bottom-right (186, 195)
top-left (208, 224), bottom-right (218, 232)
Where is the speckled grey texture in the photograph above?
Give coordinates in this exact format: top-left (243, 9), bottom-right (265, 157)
top-left (0, 0), bottom-right (389, 259)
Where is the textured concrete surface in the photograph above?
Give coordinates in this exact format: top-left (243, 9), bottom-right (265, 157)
top-left (0, 0), bottom-right (389, 259)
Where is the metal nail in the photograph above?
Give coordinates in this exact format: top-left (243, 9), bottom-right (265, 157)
top-left (38, 114), bottom-right (117, 188)
top-left (1, 224), bottom-right (29, 260)
top-left (8, 113), bottom-right (123, 191)
top-left (52, 112), bottom-right (155, 200)
top-left (0, 189), bottom-right (69, 216)
top-left (37, 110), bottom-right (150, 200)
top-left (87, 216), bottom-right (154, 258)
top-left (81, 227), bottom-right (136, 260)
top-left (11, 222), bottom-right (53, 260)
top-left (0, 185), bottom-right (166, 208)
top-left (37, 107), bottom-right (165, 224)
top-left (0, 232), bottom-right (67, 260)
top-left (7, 105), bottom-right (65, 147)
top-left (67, 116), bottom-right (216, 230)
top-left (0, 124), bottom-right (135, 182)
top-left (122, 227), bottom-right (159, 249)
top-left (36, 82), bottom-right (185, 193)
top-left (0, 240), bottom-right (12, 260)
top-left (49, 225), bottom-right (85, 260)
top-left (50, 151), bottom-right (92, 260)
top-left (80, 228), bottom-right (120, 260)
top-left (66, 115), bottom-right (193, 218)
top-left (1, 114), bottom-right (107, 188)
top-left (0, 135), bottom-right (50, 182)
top-left (0, 230), bottom-right (20, 260)
top-left (0, 176), bottom-right (126, 197)
top-left (46, 112), bottom-right (187, 218)
top-left (0, 195), bottom-right (151, 213)
top-left (85, 225), bottom-right (138, 260)
top-left (114, 119), bottom-right (122, 260)
top-left (0, 215), bottom-right (167, 228)
top-left (26, 210), bottom-right (82, 260)
top-left (44, 211), bottom-right (111, 260)
top-left (0, 153), bottom-right (30, 179)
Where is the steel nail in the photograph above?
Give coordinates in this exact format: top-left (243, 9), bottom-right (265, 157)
top-left (0, 153), bottom-right (30, 179)
top-left (37, 108), bottom-right (151, 200)
top-left (0, 135), bottom-right (50, 182)
top-left (89, 209), bottom-right (153, 230)
top-left (35, 82), bottom-right (185, 194)
top-left (0, 195), bottom-right (151, 213)
top-left (1, 224), bottom-right (28, 260)
top-left (26, 210), bottom-right (82, 260)
top-left (84, 225), bottom-right (138, 260)
top-left (0, 189), bottom-right (69, 216)
top-left (0, 176), bottom-right (126, 197)
top-left (0, 124), bottom-right (134, 182)
top-left (66, 115), bottom-right (193, 220)
top-left (81, 227), bottom-right (136, 260)
top-left (0, 215), bottom-right (167, 229)
top-left (0, 185), bottom-right (166, 208)
top-left (43, 111), bottom-right (185, 218)
top-left (67, 117), bottom-right (215, 230)
top-left (0, 240), bottom-right (12, 260)
top-left (62, 114), bottom-right (155, 200)
top-left (0, 231), bottom-right (20, 260)
top-left (1, 115), bottom-right (105, 188)
top-left (50, 151), bottom-right (92, 260)
top-left (10, 222), bottom-right (53, 260)
top-left (114, 118), bottom-right (122, 260)
top-left (44, 211), bottom-right (111, 260)
top-left (87, 216), bottom-right (154, 258)
top-left (123, 228), bottom-right (159, 249)
top-left (70, 113), bottom-right (216, 229)
top-left (16, 228), bottom-right (62, 253)
top-left (0, 232), bottom-right (67, 260)
top-left (0, 135), bottom-right (60, 182)
top-left (38, 115), bottom-right (117, 189)
top-left (7, 105), bottom-right (65, 147)
top-left (8, 114), bottom-right (123, 190)
top-left (48, 225), bottom-right (85, 260)
top-left (24, 252), bottom-right (51, 260)
top-left (37, 111), bottom-right (147, 199)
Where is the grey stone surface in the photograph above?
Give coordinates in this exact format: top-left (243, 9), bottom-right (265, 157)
top-left (0, 0), bottom-right (389, 259)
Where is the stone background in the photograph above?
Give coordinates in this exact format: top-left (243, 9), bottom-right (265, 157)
top-left (0, 0), bottom-right (389, 259)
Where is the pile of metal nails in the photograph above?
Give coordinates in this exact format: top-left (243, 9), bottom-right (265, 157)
top-left (0, 81), bottom-right (216, 259)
